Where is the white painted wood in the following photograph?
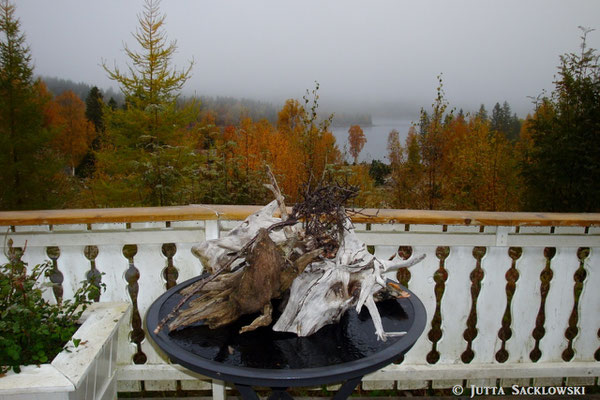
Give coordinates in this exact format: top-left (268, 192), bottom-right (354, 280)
top-left (94, 244), bottom-right (129, 303)
top-left (471, 247), bottom-right (512, 363)
top-left (3, 217), bottom-right (600, 397)
top-left (52, 224), bottom-right (88, 232)
top-left (436, 246), bottom-right (475, 364)
top-left (180, 380), bottom-right (212, 390)
top-left (367, 361), bottom-right (600, 381)
top-left (0, 303), bottom-right (129, 400)
top-left (401, 245), bottom-right (439, 364)
top-left (408, 224), bottom-right (444, 232)
top-left (432, 379), bottom-right (462, 389)
top-left (554, 226), bottom-right (587, 235)
top-left (446, 225), bottom-right (481, 233)
top-left (519, 226), bottom-right (552, 234)
top-left (572, 246), bottom-right (600, 361)
top-left (117, 364), bottom-right (211, 381)
top-left (566, 376), bottom-right (597, 386)
top-left (53, 303), bottom-right (129, 390)
top-left (212, 380), bottom-right (226, 400)
top-left (95, 245), bottom-right (135, 367)
top-left (0, 365), bottom-right (74, 396)
top-left (395, 380), bottom-right (428, 390)
top-left (143, 380), bottom-right (177, 391)
top-left (495, 226), bottom-right (513, 247)
top-left (499, 378), bottom-right (530, 387)
top-left (171, 242), bottom-right (204, 283)
top-left (116, 381), bottom-right (141, 393)
top-left (205, 220), bottom-right (219, 240)
top-left (505, 247), bottom-right (546, 363)
top-left (532, 377), bottom-right (563, 386)
top-left (53, 245), bottom-right (89, 301)
top-left (12, 224), bottom-right (50, 232)
top-left (466, 378), bottom-right (496, 387)
top-left (538, 247), bottom-right (580, 362)
top-left (133, 243), bottom-right (170, 364)
top-left (361, 380), bottom-right (394, 390)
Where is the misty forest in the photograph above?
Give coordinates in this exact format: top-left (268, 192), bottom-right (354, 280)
top-left (0, 0), bottom-right (599, 213)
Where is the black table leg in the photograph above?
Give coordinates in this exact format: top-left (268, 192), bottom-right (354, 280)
top-left (267, 388), bottom-right (294, 400)
top-left (236, 378), bottom-right (362, 400)
top-left (235, 384), bottom-right (294, 400)
top-left (332, 376), bottom-right (363, 400)
top-left (235, 383), bottom-right (260, 400)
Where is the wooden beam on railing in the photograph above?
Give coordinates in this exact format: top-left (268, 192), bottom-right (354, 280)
top-left (0, 205), bottom-right (599, 227)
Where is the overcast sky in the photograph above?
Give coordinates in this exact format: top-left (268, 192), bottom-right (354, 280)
top-left (15, 0), bottom-right (600, 116)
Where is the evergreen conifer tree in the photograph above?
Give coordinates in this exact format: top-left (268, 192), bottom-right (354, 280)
top-left (92, 0), bottom-right (198, 206)
top-left (0, 0), bottom-right (63, 209)
top-left (522, 27), bottom-right (600, 211)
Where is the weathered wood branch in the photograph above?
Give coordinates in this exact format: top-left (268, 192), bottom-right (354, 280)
top-left (157, 170), bottom-right (426, 340)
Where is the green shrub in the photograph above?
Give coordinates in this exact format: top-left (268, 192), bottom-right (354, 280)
top-left (0, 239), bottom-right (103, 374)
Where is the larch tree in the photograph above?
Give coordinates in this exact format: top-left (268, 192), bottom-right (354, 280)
top-left (418, 75), bottom-right (452, 209)
top-left (0, 0), bottom-right (63, 209)
top-left (93, 0), bottom-right (198, 207)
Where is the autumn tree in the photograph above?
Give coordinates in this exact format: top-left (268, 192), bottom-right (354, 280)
top-left (52, 90), bottom-right (95, 176)
top-left (274, 84), bottom-right (340, 201)
top-left (441, 113), bottom-right (522, 211)
top-left (0, 0), bottom-right (64, 209)
top-left (521, 27), bottom-right (600, 212)
top-left (387, 126), bottom-right (426, 209)
top-left (348, 124), bottom-right (366, 164)
top-left (92, 0), bottom-right (198, 207)
top-left (418, 75), bottom-right (453, 209)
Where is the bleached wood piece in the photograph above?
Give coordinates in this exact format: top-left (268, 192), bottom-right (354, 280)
top-left (538, 247), bottom-right (580, 362)
top-left (273, 217), bottom-right (424, 340)
top-left (472, 246), bottom-right (512, 363)
top-left (572, 247), bottom-right (600, 361)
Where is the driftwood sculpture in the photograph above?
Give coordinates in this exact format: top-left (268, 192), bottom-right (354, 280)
top-left (155, 169), bottom-right (425, 340)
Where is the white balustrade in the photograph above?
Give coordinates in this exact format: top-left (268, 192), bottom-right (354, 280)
top-left (1, 206), bottom-right (598, 395)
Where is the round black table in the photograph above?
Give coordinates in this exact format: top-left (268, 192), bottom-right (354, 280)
top-left (146, 275), bottom-right (426, 400)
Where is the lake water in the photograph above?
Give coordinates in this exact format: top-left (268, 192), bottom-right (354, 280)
top-left (332, 117), bottom-right (414, 163)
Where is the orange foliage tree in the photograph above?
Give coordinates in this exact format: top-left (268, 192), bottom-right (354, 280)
top-left (348, 125), bottom-right (366, 164)
top-left (51, 90), bottom-right (95, 176)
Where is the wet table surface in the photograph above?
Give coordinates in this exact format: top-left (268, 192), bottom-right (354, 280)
top-left (146, 274), bottom-right (426, 399)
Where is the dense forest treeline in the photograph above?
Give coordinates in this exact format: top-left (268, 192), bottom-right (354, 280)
top-left (0, 0), bottom-right (598, 212)
top-left (42, 78), bottom-right (374, 129)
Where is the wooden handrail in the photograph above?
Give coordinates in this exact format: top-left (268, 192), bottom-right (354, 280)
top-left (0, 205), bottom-right (599, 227)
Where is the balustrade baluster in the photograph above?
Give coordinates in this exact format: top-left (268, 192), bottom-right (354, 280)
top-left (538, 247), bottom-right (580, 362)
top-left (572, 247), bottom-right (600, 362)
top-left (398, 245), bottom-right (439, 390)
top-left (471, 246), bottom-right (512, 363)
top-left (432, 246), bottom-right (474, 388)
